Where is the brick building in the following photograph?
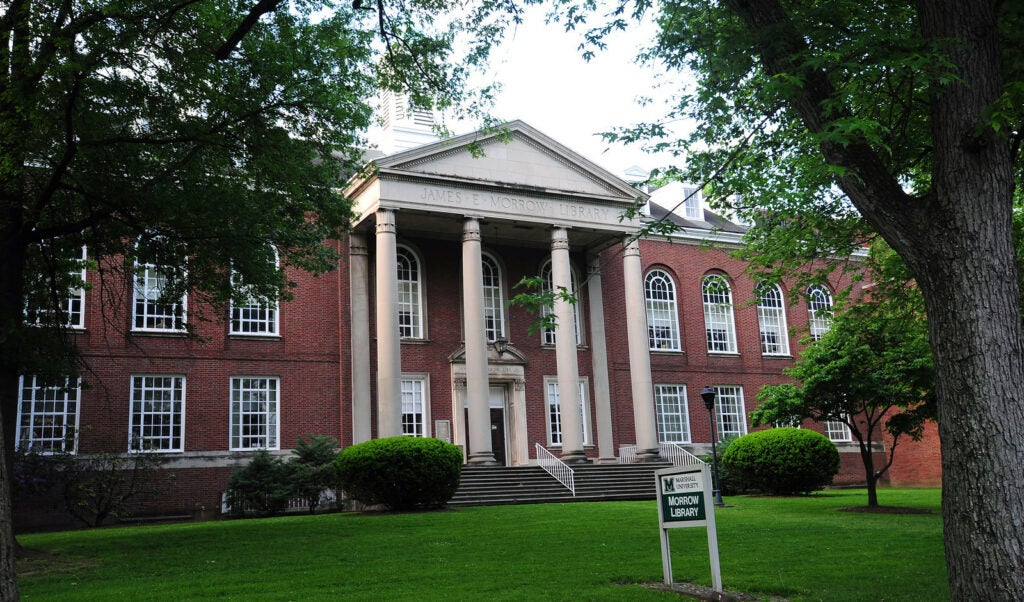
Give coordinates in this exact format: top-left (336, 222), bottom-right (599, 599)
top-left (15, 120), bottom-right (936, 522)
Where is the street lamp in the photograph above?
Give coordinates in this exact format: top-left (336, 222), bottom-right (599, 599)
top-left (492, 336), bottom-right (509, 356)
top-left (700, 385), bottom-right (725, 507)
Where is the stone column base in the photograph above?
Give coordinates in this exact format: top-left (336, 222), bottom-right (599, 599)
top-left (467, 453), bottom-right (499, 466)
top-left (635, 449), bottom-right (664, 463)
top-left (560, 451), bottom-right (591, 464)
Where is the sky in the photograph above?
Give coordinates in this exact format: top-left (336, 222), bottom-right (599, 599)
top-left (467, 7), bottom-right (687, 177)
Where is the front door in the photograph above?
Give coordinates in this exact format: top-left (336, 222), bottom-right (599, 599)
top-left (489, 386), bottom-right (507, 466)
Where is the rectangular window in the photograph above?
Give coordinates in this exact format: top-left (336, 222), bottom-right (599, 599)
top-left (825, 420), bottom-right (852, 442)
top-left (17, 376), bottom-right (80, 453)
top-left (230, 377), bottom-right (279, 450)
top-left (129, 375), bottom-right (185, 452)
top-left (683, 186), bottom-right (702, 220)
top-left (655, 384), bottom-right (691, 444)
top-left (401, 377), bottom-right (427, 437)
top-left (133, 264), bottom-right (186, 331)
top-left (25, 245), bottom-right (87, 329)
top-left (713, 385), bottom-right (747, 439)
top-left (545, 378), bottom-right (590, 446)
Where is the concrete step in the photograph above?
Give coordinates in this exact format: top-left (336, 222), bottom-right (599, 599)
top-left (450, 462), bottom-right (673, 507)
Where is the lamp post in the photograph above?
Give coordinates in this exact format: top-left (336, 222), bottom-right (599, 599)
top-left (700, 385), bottom-right (725, 506)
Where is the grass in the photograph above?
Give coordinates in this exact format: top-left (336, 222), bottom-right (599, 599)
top-left (16, 488), bottom-right (946, 601)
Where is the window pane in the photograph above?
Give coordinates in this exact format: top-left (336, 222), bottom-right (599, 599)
top-left (230, 377), bottom-right (279, 450)
top-left (130, 375), bottom-right (185, 451)
top-left (17, 376), bottom-right (80, 453)
top-left (713, 386), bottom-right (747, 439)
top-left (655, 384), bottom-right (690, 443)
top-left (756, 282), bottom-right (789, 355)
top-left (703, 276), bottom-right (737, 353)
top-left (645, 270), bottom-right (680, 351)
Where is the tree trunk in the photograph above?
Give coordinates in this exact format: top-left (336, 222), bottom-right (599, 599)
top-left (858, 440), bottom-right (879, 507)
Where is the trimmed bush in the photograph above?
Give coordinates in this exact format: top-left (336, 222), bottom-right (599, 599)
top-left (334, 436), bottom-right (463, 511)
top-left (722, 428), bottom-right (839, 495)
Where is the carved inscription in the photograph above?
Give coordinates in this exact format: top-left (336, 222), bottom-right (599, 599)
top-left (418, 186), bottom-right (614, 224)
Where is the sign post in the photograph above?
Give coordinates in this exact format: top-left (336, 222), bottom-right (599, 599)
top-left (655, 464), bottom-right (722, 592)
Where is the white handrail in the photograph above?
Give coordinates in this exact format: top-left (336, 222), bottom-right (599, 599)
top-left (618, 443), bottom-right (707, 467)
top-left (535, 443), bottom-right (576, 496)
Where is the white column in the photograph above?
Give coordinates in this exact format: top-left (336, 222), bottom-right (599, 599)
top-left (586, 255), bottom-right (616, 463)
top-left (622, 237), bottom-right (661, 461)
top-left (462, 217), bottom-right (496, 464)
top-left (375, 209), bottom-right (403, 438)
top-left (551, 227), bottom-right (587, 463)
top-left (349, 233), bottom-right (372, 444)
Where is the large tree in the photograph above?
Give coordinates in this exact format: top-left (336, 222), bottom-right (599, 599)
top-left (551, 0), bottom-right (1023, 598)
top-left (0, 0), bottom-right (515, 597)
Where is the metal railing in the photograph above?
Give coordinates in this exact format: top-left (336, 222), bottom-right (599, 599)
top-left (220, 489), bottom-right (337, 515)
top-left (618, 443), bottom-right (707, 467)
top-left (535, 443), bottom-right (575, 496)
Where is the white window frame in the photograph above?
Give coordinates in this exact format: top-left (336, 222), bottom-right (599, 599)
top-left (401, 375), bottom-right (430, 437)
top-left (129, 375), bottom-right (185, 452)
top-left (702, 275), bottom-right (738, 354)
top-left (713, 385), bottom-right (747, 439)
top-left (230, 248), bottom-right (280, 336)
top-left (682, 186), bottom-right (702, 220)
top-left (645, 269), bottom-right (681, 351)
top-left (540, 260), bottom-right (582, 346)
top-left (481, 253), bottom-right (506, 342)
top-left (756, 281), bottom-right (790, 356)
top-left (807, 284), bottom-right (834, 341)
top-left (25, 245), bottom-right (87, 329)
top-left (544, 377), bottom-right (591, 446)
top-left (825, 419), bottom-right (852, 442)
top-left (229, 376), bottom-right (280, 450)
top-left (397, 245), bottom-right (424, 339)
top-left (16, 375), bottom-right (80, 454)
top-left (655, 384), bottom-right (691, 444)
top-left (133, 241), bottom-right (186, 332)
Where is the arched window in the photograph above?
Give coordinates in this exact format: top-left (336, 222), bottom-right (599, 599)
top-left (807, 284), bottom-right (834, 341)
top-left (540, 260), bottom-right (582, 346)
top-left (481, 253), bottom-right (505, 342)
top-left (397, 245), bottom-right (424, 339)
top-left (702, 274), bottom-right (737, 353)
top-left (645, 269), bottom-right (681, 351)
top-left (231, 246), bottom-right (280, 336)
top-left (756, 281), bottom-right (789, 355)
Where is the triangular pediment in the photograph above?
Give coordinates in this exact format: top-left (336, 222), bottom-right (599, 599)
top-left (373, 121), bottom-right (641, 203)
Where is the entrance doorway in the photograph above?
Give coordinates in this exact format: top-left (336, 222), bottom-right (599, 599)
top-left (489, 385), bottom-right (507, 466)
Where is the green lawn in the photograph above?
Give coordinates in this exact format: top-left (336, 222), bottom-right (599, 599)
top-left (17, 488), bottom-right (946, 601)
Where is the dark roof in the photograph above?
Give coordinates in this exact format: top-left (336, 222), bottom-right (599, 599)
top-left (646, 199), bottom-right (748, 235)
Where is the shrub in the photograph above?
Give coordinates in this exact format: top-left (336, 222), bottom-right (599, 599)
top-left (14, 442), bottom-right (175, 527)
top-left (334, 436), bottom-right (463, 511)
top-left (722, 428), bottom-right (839, 495)
top-left (698, 435), bottom-right (742, 495)
top-left (226, 450), bottom-right (293, 517)
top-left (290, 435), bottom-right (340, 513)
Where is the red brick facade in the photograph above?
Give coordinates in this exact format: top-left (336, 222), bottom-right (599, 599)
top-left (14, 124), bottom-right (941, 526)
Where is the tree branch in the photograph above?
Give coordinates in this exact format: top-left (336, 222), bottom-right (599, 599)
top-left (214, 0), bottom-right (283, 61)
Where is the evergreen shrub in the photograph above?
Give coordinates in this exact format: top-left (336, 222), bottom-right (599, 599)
top-left (334, 436), bottom-right (463, 510)
top-left (225, 450), bottom-right (293, 517)
top-left (722, 428), bottom-right (839, 495)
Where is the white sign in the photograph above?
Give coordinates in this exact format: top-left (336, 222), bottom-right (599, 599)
top-left (655, 464), bottom-right (722, 592)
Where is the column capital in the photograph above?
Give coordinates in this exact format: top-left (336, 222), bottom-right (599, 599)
top-left (376, 208), bottom-right (396, 235)
top-left (454, 377), bottom-right (467, 391)
top-left (551, 226), bottom-right (570, 251)
top-left (462, 217), bottom-right (481, 243)
top-left (623, 236), bottom-right (641, 258)
top-left (349, 233), bottom-right (369, 256)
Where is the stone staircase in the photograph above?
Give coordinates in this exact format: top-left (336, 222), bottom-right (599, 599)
top-left (449, 462), bottom-right (673, 507)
